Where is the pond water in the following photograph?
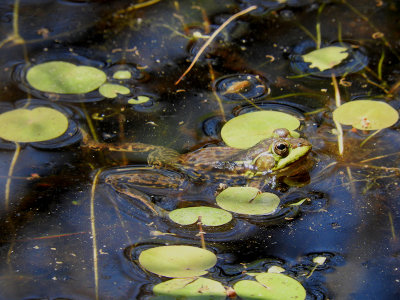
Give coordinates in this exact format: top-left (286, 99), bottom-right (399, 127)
top-left (0, 0), bottom-right (400, 299)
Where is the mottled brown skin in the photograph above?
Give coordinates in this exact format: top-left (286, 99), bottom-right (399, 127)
top-left (83, 128), bottom-right (311, 187)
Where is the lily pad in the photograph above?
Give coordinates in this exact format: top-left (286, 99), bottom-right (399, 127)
top-left (332, 100), bottom-right (398, 130)
top-left (139, 245), bottom-right (217, 278)
top-left (234, 273), bottom-right (306, 300)
top-left (128, 95), bottom-right (151, 104)
top-left (302, 46), bottom-right (349, 71)
top-left (169, 206), bottom-right (232, 226)
top-left (221, 111), bottom-right (300, 149)
top-left (113, 70), bottom-right (132, 79)
top-left (0, 107), bottom-right (68, 142)
top-left (216, 187), bottom-right (280, 215)
top-left (153, 278), bottom-right (226, 300)
top-left (26, 61), bottom-right (106, 94)
top-left (99, 83), bottom-right (130, 98)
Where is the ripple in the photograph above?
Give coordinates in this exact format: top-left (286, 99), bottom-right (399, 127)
top-left (232, 100), bottom-right (308, 120)
top-left (290, 40), bottom-right (369, 77)
top-left (202, 116), bottom-right (223, 138)
top-left (239, 0), bottom-right (315, 14)
top-left (213, 74), bottom-right (270, 102)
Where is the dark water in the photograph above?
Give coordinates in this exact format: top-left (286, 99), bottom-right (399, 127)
top-left (0, 0), bottom-right (400, 299)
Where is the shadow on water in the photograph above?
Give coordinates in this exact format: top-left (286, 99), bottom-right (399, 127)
top-left (0, 0), bottom-right (399, 299)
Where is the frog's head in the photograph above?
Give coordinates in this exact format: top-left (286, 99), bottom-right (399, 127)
top-left (239, 128), bottom-right (312, 177)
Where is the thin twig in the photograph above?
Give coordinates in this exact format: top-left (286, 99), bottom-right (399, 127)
top-left (175, 5), bottom-right (257, 85)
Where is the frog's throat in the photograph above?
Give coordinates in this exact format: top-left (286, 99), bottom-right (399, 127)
top-left (239, 145), bottom-right (311, 178)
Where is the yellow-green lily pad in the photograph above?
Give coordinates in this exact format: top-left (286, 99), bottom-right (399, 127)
top-left (128, 95), bottom-right (151, 104)
top-left (302, 46), bottom-right (349, 71)
top-left (99, 83), bottom-right (130, 98)
top-left (216, 187), bottom-right (280, 215)
top-left (153, 278), bottom-right (226, 299)
top-left (234, 273), bottom-right (306, 300)
top-left (169, 206), bottom-right (232, 226)
top-left (221, 111), bottom-right (300, 149)
top-left (139, 245), bottom-right (217, 278)
top-left (113, 70), bottom-right (132, 79)
top-left (26, 61), bottom-right (106, 94)
top-left (0, 107), bottom-right (68, 142)
top-left (333, 100), bottom-right (398, 130)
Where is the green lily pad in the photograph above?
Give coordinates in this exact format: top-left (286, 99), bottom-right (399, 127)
top-left (26, 61), bottom-right (106, 94)
top-left (234, 273), bottom-right (306, 300)
top-left (302, 46), bottom-right (349, 71)
top-left (169, 206), bottom-right (232, 226)
top-left (128, 95), bottom-right (151, 104)
top-left (113, 70), bottom-right (132, 79)
top-left (99, 83), bottom-right (130, 98)
top-left (139, 245), bottom-right (217, 278)
top-left (332, 100), bottom-right (398, 130)
top-left (0, 107), bottom-right (68, 142)
top-left (221, 111), bottom-right (300, 149)
top-left (153, 278), bottom-right (226, 300)
top-left (216, 187), bottom-right (280, 215)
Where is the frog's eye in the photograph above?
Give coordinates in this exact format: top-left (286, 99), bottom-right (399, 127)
top-left (273, 141), bottom-right (290, 157)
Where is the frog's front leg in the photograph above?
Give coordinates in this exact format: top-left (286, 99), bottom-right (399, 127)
top-left (80, 128), bottom-right (178, 164)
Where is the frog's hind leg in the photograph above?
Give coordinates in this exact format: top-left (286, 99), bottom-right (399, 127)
top-left (103, 166), bottom-right (188, 218)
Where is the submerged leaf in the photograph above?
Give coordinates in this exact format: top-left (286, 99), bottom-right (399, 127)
top-left (0, 107), bottom-right (68, 142)
top-left (221, 111), bottom-right (300, 149)
top-left (216, 187), bottom-right (280, 215)
top-left (169, 206), bottom-right (232, 226)
top-left (333, 100), bottom-right (398, 130)
top-left (26, 61), bottom-right (106, 94)
top-left (139, 245), bottom-right (217, 278)
top-left (302, 46), bottom-right (349, 71)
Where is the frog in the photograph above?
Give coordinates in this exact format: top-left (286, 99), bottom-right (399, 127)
top-left (82, 128), bottom-right (311, 215)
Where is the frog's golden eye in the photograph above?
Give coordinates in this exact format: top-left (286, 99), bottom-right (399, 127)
top-left (273, 141), bottom-right (290, 157)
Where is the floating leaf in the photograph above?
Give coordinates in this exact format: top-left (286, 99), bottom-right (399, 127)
top-left (332, 100), bottom-right (398, 130)
top-left (26, 61), bottom-right (106, 94)
top-left (313, 256), bottom-right (326, 265)
top-left (153, 278), bottom-right (226, 300)
top-left (221, 111), bottom-right (300, 149)
top-left (268, 266), bottom-right (286, 273)
top-left (128, 95), bottom-right (151, 104)
top-left (216, 187), bottom-right (280, 215)
top-left (302, 46), bottom-right (349, 71)
top-left (99, 83), bottom-right (130, 98)
top-left (0, 107), bottom-right (68, 142)
top-left (234, 273), bottom-right (306, 300)
top-left (139, 245), bottom-right (217, 278)
top-left (113, 70), bottom-right (132, 79)
top-left (169, 206), bottom-right (232, 226)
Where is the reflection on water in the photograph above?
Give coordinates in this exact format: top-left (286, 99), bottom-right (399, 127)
top-left (0, 0), bottom-right (399, 299)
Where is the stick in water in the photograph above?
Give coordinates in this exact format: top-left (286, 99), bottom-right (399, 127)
top-left (175, 5), bottom-right (257, 85)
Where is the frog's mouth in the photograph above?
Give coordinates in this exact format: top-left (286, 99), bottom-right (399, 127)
top-left (272, 144), bottom-right (312, 171)
top-left (244, 144), bottom-right (312, 178)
